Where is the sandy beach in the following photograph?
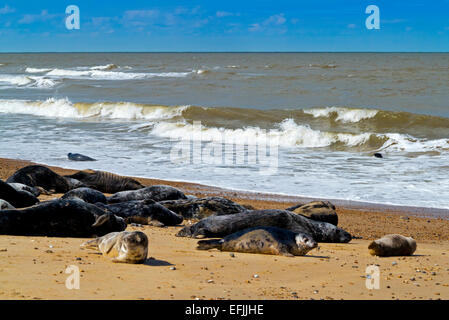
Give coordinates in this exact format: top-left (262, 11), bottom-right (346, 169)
top-left (0, 157), bottom-right (448, 300)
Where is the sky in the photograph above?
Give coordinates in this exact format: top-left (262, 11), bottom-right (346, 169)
top-left (0, 0), bottom-right (448, 52)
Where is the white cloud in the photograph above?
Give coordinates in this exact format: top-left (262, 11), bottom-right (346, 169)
top-left (0, 5), bottom-right (14, 14)
top-left (249, 13), bottom-right (287, 33)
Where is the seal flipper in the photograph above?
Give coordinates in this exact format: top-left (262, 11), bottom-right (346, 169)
top-left (196, 239), bottom-right (223, 250)
top-left (80, 237), bottom-right (101, 249)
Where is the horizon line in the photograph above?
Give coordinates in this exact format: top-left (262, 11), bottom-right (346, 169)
top-left (1, 51), bottom-right (449, 54)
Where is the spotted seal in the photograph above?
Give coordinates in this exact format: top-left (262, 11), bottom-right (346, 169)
top-left (61, 187), bottom-right (107, 204)
top-left (197, 226), bottom-right (318, 257)
top-left (368, 234), bottom-right (417, 257)
top-left (159, 196), bottom-right (247, 219)
top-left (107, 185), bottom-right (187, 204)
top-left (6, 165), bottom-right (71, 193)
top-left (177, 209), bottom-right (352, 243)
top-left (0, 199), bottom-right (126, 237)
top-left (65, 170), bottom-right (144, 193)
top-left (95, 199), bottom-right (183, 226)
top-left (286, 201), bottom-right (338, 226)
top-left (0, 179), bottom-right (39, 208)
top-left (82, 231), bottom-right (148, 264)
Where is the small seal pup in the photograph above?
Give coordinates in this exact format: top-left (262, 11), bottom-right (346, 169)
top-left (0, 179), bottom-right (39, 208)
top-left (368, 234), bottom-right (417, 257)
top-left (0, 199), bottom-right (15, 210)
top-left (286, 201), bottom-right (338, 226)
top-left (65, 170), bottom-right (144, 193)
top-left (7, 165), bottom-right (71, 193)
top-left (197, 227), bottom-right (317, 257)
top-left (107, 185), bottom-right (187, 204)
top-left (68, 153), bottom-right (97, 161)
top-left (62, 187), bottom-right (107, 204)
top-left (177, 209), bottom-right (352, 243)
top-left (159, 197), bottom-right (247, 219)
top-left (82, 231), bottom-right (148, 264)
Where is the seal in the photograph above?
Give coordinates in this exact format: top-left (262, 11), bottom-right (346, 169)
top-left (0, 179), bottom-right (39, 208)
top-left (95, 199), bottom-right (183, 226)
top-left (62, 187), bottom-right (107, 204)
top-left (177, 209), bottom-right (352, 243)
top-left (159, 197), bottom-right (247, 219)
top-left (81, 231), bottom-right (148, 264)
top-left (374, 153), bottom-right (383, 158)
top-left (7, 165), bottom-right (71, 193)
top-left (286, 201), bottom-right (338, 226)
top-left (107, 185), bottom-right (187, 204)
top-left (68, 153), bottom-right (97, 161)
top-left (0, 199), bottom-right (15, 210)
top-left (7, 183), bottom-right (42, 197)
top-left (368, 234), bottom-right (417, 257)
top-left (65, 170), bottom-right (144, 193)
top-left (197, 226), bottom-right (318, 257)
top-left (0, 199), bottom-right (126, 237)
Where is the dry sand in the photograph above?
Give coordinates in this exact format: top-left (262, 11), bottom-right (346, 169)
top-left (0, 158), bottom-right (448, 300)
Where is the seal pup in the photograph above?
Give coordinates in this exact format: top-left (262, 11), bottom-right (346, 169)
top-left (65, 170), bottom-right (144, 193)
top-left (159, 197), bottom-right (247, 219)
top-left (286, 201), bottom-right (338, 226)
top-left (107, 185), bottom-right (187, 204)
top-left (81, 231), bottom-right (148, 264)
top-left (197, 227), bottom-right (318, 257)
top-left (7, 165), bottom-right (70, 193)
top-left (177, 209), bottom-right (352, 243)
top-left (368, 234), bottom-right (417, 257)
top-left (62, 187), bottom-right (107, 204)
top-left (0, 199), bottom-right (14, 210)
top-left (68, 153), bottom-right (97, 161)
top-left (95, 199), bottom-right (183, 226)
top-left (0, 179), bottom-right (39, 208)
top-left (0, 199), bottom-right (126, 237)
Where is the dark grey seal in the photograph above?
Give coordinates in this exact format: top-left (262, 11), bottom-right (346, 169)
top-left (0, 179), bottom-right (39, 208)
top-left (65, 170), bottom-right (144, 193)
top-left (7, 183), bottom-right (42, 197)
top-left (107, 185), bottom-right (187, 204)
top-left (0, 199), bottom-right (126, 237)
top-left (61, 187), bottom-right (107, 204)
top-left (95, 199), bottom-right (183, 226)
top-left (7, 165), bottom-right (71, 193)
top-left (68, 153), bottom-right (97, 161)
top-left (177, 209), bottom-right (352, 243)
top-left (197, 226), bottom-right (318, 257)
top-left (159, 196), bottom-right (247, 219)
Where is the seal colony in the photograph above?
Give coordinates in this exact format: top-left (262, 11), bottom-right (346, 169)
top-left (0, 164), bottom-right (421, 265)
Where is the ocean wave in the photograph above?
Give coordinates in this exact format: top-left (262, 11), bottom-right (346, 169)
top-left (45, 68), bottom-right (190, 80)
top-left (303, 107), bottom-right (379, 123)
top-left (0, 74), bottom-right (58, 88)
top-left (90, 64), bottom-right (118, 71)
top-left (25, 67), bottom-right (52, 73)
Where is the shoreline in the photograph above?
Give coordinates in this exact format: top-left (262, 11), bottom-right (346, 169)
top-left (1, 156), bottom-right (449, 300)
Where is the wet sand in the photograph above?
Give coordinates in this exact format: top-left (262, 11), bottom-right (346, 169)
top-left (0, 157), bottom-right (448, 300)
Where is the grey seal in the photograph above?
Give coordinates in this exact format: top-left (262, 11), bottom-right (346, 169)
top-left (0, 199), bottom-right (15, 210)
top-left (82, 231), bottom-right (148, 264)
top-left (0, 199), bottom-right (126, 237)
top-left (0, 179), bottom-right (39, 208)
top-left (368, 234), bottom-right (417, 257)
top-left (7, 183), bottom-right (43, 197)
top-left (107, 185), bottom-right (187, 203)
top-left (68, 153), bottom-right (97, 161)
top-left (197, 226), bottom-right (318, 257)
top-left (61, 187), bottom-right (107, 204)
top-left (65, 170), bottom-right (144, 193)
top-left (7, 165), bottom-right (71, 193)
top-left (177, 209), bottom-right (352, 243)
top-left (286, 201), bottom-right (338, 226)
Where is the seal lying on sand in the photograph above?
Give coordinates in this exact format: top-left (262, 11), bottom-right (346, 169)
top-left (368, 234), bottom-right (417, 257)
top-left (107, 185), bottom-right (187, 204)
top-left (286, 201), bottom-right (338, 226)
top-left (197, 226), bottom-right (318, 257)
top-left (68, 153), bottom-right (97, 161)
top-left (82, 231), bottom-right (148, 264)
top-left (159, 197), bottom-right (247, 219)
top-left (65, 170), bottom-right (144, 193)
top-left (177, 209), bottom-right (352, 243)
top-left (0, 199), bottom-right (126, 237)
top-left (0, 179), bottom-right (39, 208)
top-left (95, 200), bottom-right (183, 226)
top-left (62, 187), bottom-right (107, 204)
top-left (0, 199), bottom-right (14, 210)
top-left (7, 165), bottom-right (71, 193)
top-left (7, 183), bottom-right (43, 197)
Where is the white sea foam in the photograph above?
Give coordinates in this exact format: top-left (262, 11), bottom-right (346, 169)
top-left (90, 64), bottom-right (118, 71)
top-left (45, 68), bottom-right (190, 80)
top-left (0, 75), bottom-right (33, 86)
top-left (25, 67), bottom-right (52, 73)
top-left (303, 106), bottom-right (379, 123)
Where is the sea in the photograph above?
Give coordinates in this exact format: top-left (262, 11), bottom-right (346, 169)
top-left (0, 52), bottom-right (448, 209)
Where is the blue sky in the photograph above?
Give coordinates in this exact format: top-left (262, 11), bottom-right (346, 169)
top-left (0, 0), bottom-right (448, 52)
